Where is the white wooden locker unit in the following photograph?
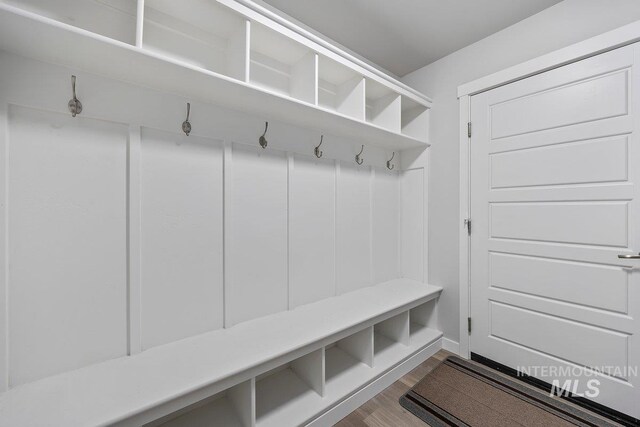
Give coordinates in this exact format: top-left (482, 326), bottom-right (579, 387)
top-left (0, 0), bottom-right (439, 426)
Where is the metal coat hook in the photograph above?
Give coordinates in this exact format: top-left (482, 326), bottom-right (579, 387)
top-left (355, 145), bottom-right (364, 165)
top-left (182, 102), bottom-right (192, 136)
top-left (68, 75), bottom-right (82, 117)
top-left (259, 121), bottom-right (268, 149)
top-left (386, 152), bottom-right (395, 170)
top-left (314, 135), bottom-right (324, 158)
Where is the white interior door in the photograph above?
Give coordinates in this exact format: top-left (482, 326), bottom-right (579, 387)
top-left (470, 44), bottom-right (640, 418)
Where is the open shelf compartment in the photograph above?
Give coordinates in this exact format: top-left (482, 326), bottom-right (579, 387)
top-left (366, 78), bottom-right (401, 133)
top-left (143, 0), bottom-right (249, 81)
top-left (250, 22), bottom-right (317, 104)
top-left (410, 299), bottom-right (439, 345)
top-left (255, 349), bottom-right (323, 427)
top-left (402, 96), bottom-right (429, 141)
top-left (324, 327), bottom-right (374, 397)
top-left (2, 0), bottom-right (137, 44)
top-left (156, 379), bottom-right (254, 427)
top-left (318, 55), bottom-right (365, 120)
top-left (374, 311), bottom-right (410, 367)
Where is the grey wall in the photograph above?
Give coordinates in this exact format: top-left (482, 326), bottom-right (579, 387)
top-left (401, 0), bottom-right (640, 344)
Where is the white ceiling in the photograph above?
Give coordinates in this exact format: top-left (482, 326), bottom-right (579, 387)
top-left (259, 0), bottom-right (563, 77)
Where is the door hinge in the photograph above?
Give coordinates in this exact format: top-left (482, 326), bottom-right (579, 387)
top-left (464, 218), bottom-right (472, 236)
top-left (468, 317), bottom-right (472, 334)
top-left (467, 122), bottom-right (472, 138)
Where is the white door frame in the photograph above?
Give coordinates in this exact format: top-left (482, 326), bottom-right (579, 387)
top-left (457, 19), bottom-right (640, 359)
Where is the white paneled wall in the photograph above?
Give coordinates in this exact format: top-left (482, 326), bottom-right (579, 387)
top-left (336, 163), bottom-right (372, 294)
top-left (372, 169), bottom-right (400, 283)
top-left (7, 106), bottom-right (128, 387)
top-left (139, 128), bottom-right (224, 349)
top-left (226, 145), bottom-right (289, 327)
top-left (289, 155), bottom-right (336, 308)
top-left (401, 168), bottom-right (425, 282)
top-left (0, 52), bottom-right (428, 389)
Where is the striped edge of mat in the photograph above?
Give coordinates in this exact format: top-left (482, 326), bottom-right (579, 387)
top-left (399, 356), bottom-right (620, 427)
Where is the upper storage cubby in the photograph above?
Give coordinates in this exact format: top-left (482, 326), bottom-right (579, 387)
top-left (365, 78), bottom-right (401, 133)
top-left (250, 22), bottom-right (317, 104)
top-left (143, 0), bottom-right (249, 81)
top-left (318, 56), bottom-right (365, 121)
top-left (2, 0), bottom-right (137, 44)
top-left (402, 96), bottom-right (430, 141)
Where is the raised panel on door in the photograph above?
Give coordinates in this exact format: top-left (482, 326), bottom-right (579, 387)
top-left (140, 128), bottom-right (224, 350)
top-left (336, 163), bottom-right (371, 294)
top-left (372, 168), bottom-right (399, 283)
top-left (289, 155), bottom-right (335, 308)
top-left (490, 136), bottom-right (628, 188)
top-left (470, 44), bottom-right (640, 417)
top-left (490, 201), bottom-right (628, 247)
top-left (7, 105), bottom-right (128, 387)
top-left (490, 252), bottom-right (628, 313)
top-left (490, 302), bottom-right (628, 375)
top-left (490, 68), bottom-right (629, 140)
top-left (226, 145), bottom-right (288, 326)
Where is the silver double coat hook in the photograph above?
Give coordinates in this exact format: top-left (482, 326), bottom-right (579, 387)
top-left (387, 152), bottom-right (395, 170)
top-left (355, 145), bottom-right (364, 165)
top-left (182, 102), bottom-right (192, 136)
top-left (68, 75), bottom-right (82, 117)
top-left (314, 135), bottom-right (324, 158)
top-left (259, 121), bottom-right (268, 149)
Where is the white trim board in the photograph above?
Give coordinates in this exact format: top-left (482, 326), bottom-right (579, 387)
top-left (458, 19), bottom-right (640, 97)
top-left (457, 20), bottom-right (640, 360)
top-left (458, 94), bottom-right (471, 359)
top-left (441, 338), bottom-right (459, 355)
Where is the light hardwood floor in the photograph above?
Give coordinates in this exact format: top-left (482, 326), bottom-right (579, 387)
top-left (335, 349), bottom-right (453, 427)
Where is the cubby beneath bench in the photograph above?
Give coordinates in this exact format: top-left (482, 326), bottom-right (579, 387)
top-left (155, 380), bottom-right (254, 427)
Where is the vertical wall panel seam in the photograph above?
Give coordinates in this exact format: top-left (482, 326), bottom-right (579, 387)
top-left (424, 152), bottom-right (429, 284)
top-left (334, 161), bottom-right (340, 296)
top-left (333, 159), bottom-right (338, 295)
top-left (421, 166), bottom-right (426, 283)
top-left (369, 167), bottom-right (374, 286)
top-left (126, 126), bottom-right (132, 354)
top-left (127, 124), bottom-right (142, 354)
top-left (398, 169), bottom-right (403, 279)
top-left (396, 169), bottom-right (401, 279)
top-left (287, 152), bottom-right (293, 310)
top-left (1, 101), bottom-right (9, 391)
top-left (223, 141), bottom-right (233, 328)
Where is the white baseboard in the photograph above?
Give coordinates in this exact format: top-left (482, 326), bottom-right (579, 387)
top-left (442, 337), bottom-right (460, 355)
top-left (307, 338), bottom-right (443, 427)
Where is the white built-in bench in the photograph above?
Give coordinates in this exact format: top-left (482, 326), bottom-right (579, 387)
top-left (0, 279), bottom-right (441, 426)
